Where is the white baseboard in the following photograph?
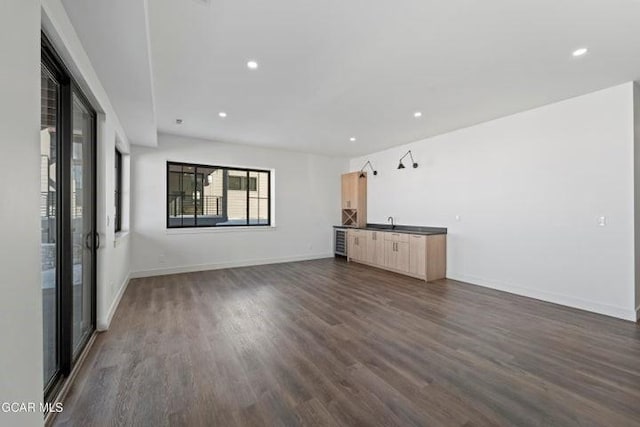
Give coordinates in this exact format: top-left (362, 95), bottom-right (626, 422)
top-left (97, 273), bottom-right (131, 331)
top-left (130, 252), bottom-right (334, 279)
top-left (448, 272), bottom-right (638, 322)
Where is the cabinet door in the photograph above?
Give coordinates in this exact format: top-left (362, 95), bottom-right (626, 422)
top-left (384, 240), bottom-right (396, 269)
top-left (348, 230), bottom-right (361, 260)
top-left (409, 235), bottom-right (426, 278)
top-left (426, 235), bottom-right (447, 281)
top-left (374, 232), bottom-right (385, 265)
top-left (341, 174), bottom-right (352, 209)
top-left (347, 231), bottom-right (355, 259)
top-left (349, 175), bottom-right (359, 210)
top-left (358, 232), bottom-right (366, 261)
top-left (341, 172), bottom-right (361, 210)
top-left (365, 231), bottom-right (385, 266)
top-left (365, 231), bottom-right (376, 264)
top-left (396, 242), bottom-right (410, 273)
top-left (352, 234), bottom-right (359, 260)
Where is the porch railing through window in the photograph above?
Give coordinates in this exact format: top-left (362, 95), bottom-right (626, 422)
top-left (169, 193), bottom-right (222, 217)
top-left (41, 191), bottom-right (56, 217)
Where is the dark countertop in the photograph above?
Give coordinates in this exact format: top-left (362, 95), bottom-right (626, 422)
top-left (334, 223), bottom-right (447, 236)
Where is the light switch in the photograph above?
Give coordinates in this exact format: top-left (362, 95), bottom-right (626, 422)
top-left (598, 216), bottom-right (607, 227)
top-left (455, 215), bottom-right (461, 221)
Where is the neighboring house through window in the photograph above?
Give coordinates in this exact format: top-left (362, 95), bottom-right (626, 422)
top-left (167, 161), bottom-right (271, 228)
top-left (228, 175), bottom-right (257, 191)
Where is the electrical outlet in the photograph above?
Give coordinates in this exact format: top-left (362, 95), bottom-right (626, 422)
top-left (455, 215), bottom-right (461, 221)
top-left (598, 216), bottom-right (607, 227)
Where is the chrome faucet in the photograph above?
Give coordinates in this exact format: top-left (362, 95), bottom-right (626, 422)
top-left (387, 216), bottom-right (395, 229)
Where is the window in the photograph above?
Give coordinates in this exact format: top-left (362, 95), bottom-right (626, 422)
top-left (114, 148), bottom-right (122, 232)
top-left (167, 161), bottom-right (271, 228)
top-left (228, 175), bottom-right (257, 191)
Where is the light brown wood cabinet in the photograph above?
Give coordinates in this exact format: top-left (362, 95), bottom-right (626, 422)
top-left (341, 172), bottom-right (367, 227)
top-left (384, 232), bottom-right (409, 273)
top-left (348, 229), bottom-right (446, 282)
top-left (347, 229), bottom-right (367, 262)
top-left (383, 240), bottom-right (396, 271)
top-left (409, 235), bottom-right (426, 278)
top-left (365, 231), bottom-right (385, 266)
top-left (426, 234), bottom-right (447, 281)
top-left (341, 174), bottom-right (354, 209)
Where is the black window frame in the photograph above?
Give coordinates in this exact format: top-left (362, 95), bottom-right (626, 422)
top-left (166, 161), bottom-right (271, 229)
top-left (114, 148), bottom-right (122, 233)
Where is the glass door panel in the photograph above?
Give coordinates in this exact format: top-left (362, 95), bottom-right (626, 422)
top-left (71, 92), bottom-right (94, 358)
top-left (41, 64), bottom-right (59, 388)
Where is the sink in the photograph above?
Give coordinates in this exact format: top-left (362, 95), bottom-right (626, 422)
top-left (365, 224), bottom-right (393, 231)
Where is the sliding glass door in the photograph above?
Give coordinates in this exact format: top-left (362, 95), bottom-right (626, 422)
top-left (41, 63), bottom-right (60, 391)
top-left (41, 34), bottom-right (97, 403)
top-left (71, 93), bottom-right (95, 357)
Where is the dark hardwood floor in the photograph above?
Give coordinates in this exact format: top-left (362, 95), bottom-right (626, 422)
top-left (54, 258), bottom-right (640, 426)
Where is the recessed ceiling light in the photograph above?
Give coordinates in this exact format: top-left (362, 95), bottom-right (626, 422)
top-left (414, 111), bottom-right (422, 118)
top-left (572, 48), bottom-right (588, 57)
top-left (218, 112), bottom-right (227, 118)
top-left (349, 137), bottom-right (356, 142)
top-left (247, 60), bottom-right (259, 69)
top-left (175, 119), bottom-right (183, 124)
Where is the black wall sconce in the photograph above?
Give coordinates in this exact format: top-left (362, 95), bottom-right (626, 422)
top-left (397, 150), bottom-right (418, 169)
top-left (359, 160), bottom-right (378, 178)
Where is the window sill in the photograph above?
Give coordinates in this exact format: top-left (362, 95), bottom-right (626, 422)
top-left (166, 226), bottom-right (277, 235)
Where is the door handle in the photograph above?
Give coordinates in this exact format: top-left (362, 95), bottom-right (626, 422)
top-left (85, 232), bottom-right (100, 250)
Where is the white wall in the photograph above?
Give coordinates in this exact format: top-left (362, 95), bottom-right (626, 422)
top-left (43, 0), bottom-right (133, 330)
top-left (131, 134), bottom-right (347, 277)
top-left (351, 83), bottom-right (637, 321)
top-left (95, 118), bottom-right (132, 330)
top-left (0, 1), bottom-right (44, 425)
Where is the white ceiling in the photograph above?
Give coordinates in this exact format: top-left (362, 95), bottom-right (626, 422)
top-left (62, 0), bottom-right (157, 147)
top-left (66, 0), bottom-right (640, 156)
